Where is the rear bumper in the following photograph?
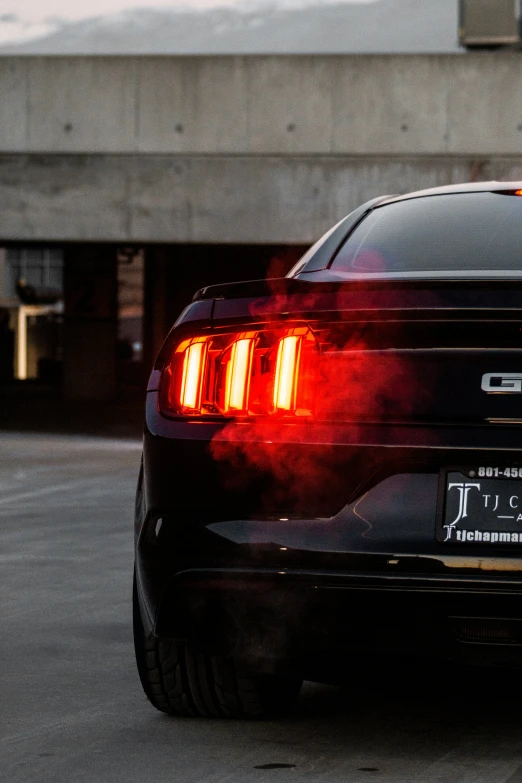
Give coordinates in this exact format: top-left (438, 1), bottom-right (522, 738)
top-left (138, 399), bottom-right (522, 669)
top-left (145, 567), bottom-right (522, 671)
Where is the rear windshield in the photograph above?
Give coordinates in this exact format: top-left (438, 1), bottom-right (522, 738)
top-left (330, 192), bottom-right (522, 279)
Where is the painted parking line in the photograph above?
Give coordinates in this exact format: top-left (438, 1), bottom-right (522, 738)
top-left (0, 478), bottom-right (107, 507)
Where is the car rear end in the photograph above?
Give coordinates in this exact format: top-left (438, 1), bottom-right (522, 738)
top-left (136, 274), bottom-right (522, 678)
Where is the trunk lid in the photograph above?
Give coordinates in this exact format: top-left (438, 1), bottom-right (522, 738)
top-left (204, 278), bottom-right (522, 425)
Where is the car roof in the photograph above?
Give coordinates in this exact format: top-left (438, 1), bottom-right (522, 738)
top-left (380, 181), bottom-right (522, 205)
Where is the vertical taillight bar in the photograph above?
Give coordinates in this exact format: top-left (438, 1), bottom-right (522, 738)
top-left (273, 335), bottom-right (302, 411)
top-left (180, 341), bottom-right (207, 410)
top-left (225, 338), bottom-right (254, 412)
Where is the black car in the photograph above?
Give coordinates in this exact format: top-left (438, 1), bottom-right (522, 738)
top-left (133, 182), bottom-right (522, 718)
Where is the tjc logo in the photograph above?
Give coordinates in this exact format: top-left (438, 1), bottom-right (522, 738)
top-left (482, 373), bottom-right (522, 393)
top-left (448, 482), bottom-right (481, 525)
top-left (444, 482), bottom-right (481, 541)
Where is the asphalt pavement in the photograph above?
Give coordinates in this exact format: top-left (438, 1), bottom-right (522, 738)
top-left (3, 432), bottom-right (522, 783)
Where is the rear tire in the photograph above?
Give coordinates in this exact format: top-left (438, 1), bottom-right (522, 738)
top-left (133, 575), bottom-right (303, 719)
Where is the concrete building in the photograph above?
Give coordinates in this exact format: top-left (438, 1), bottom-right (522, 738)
top-left (1, 53), bottom-right (521, 398)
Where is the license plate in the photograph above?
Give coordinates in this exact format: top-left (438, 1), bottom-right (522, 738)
top-left (437, 468), bottom-right (522, 545)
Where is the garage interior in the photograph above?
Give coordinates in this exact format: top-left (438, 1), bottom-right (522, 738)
top-left (0, 242), bottom-right (307, 405)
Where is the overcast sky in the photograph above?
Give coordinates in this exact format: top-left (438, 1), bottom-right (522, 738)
top-left (0, 0), bottom-right (378, 44)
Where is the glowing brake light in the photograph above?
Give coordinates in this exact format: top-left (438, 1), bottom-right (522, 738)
top-left (273, 335), bottom-right (302, 411)
top-left (515, 190), bottom-right (522, 197)
top-left (159, 327), bottom-right (315, 419)
top-left (225, 338), bottom-right (254, 412)
top-left (180, 341), bottom-right (206, 410)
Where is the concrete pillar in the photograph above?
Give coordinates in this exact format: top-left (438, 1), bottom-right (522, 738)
top-left (63, 246), bottom-right (118, 402)
top-left (143, 246), bottom-right (169, 375)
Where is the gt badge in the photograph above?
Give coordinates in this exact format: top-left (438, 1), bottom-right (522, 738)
top-left (481, 373), bottom-right (522, 394)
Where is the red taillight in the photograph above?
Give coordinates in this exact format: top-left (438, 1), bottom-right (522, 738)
top-left (180, 341), bottom-right (206, 410)
top-left (159, 328), bottom-right (316, 419)
top-left (224, 338), bottom-right (254, 413)
top-left (273, 335), bottom-right (301, 412)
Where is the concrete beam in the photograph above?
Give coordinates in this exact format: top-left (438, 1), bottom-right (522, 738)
top-left (447, 56), bottom-right (522, 154)
top-left (1, 54), bottom-right (522, 156)
top-left (331, 56), bottom-right (450, 155)
top-left (1, 153), bottom-right (518, 244)
top-left (27, 58), bottom-right (137, 153)
top-left (0, 59), bottom-right (28, 152)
